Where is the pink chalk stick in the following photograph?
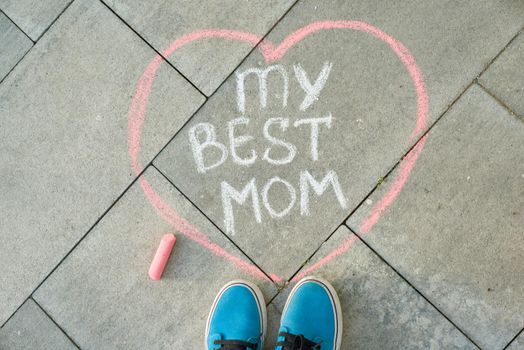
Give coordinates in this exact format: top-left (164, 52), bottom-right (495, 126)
top-left (149, 234), bottom-right (176, 280)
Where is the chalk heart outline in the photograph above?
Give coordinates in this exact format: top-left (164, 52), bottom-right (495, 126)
top-left (128, 21), bottom-right (429, 284)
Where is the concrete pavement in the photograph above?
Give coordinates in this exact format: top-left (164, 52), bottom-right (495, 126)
top-left (0, 0), bottom-right (523, 348)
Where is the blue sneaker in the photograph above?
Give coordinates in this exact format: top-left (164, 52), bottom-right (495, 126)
top-left (206, 280), bottom-right (267, 349)
top-left (275, 277), bottom-right (342, 350)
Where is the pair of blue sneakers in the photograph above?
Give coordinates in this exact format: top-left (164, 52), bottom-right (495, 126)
top-left (205, 276), bottom-right (342, 350)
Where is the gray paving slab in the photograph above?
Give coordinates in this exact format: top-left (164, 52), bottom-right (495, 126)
top-left (105, 0), bottom-right (296, 95)
top-left (347, 84), bottom-right (524, 349)
top-left (0, 0), bottom-right (70, 40)
top-left (269, 226), bottom-right (477, 349)
top-left (0, 299), bottom-right (76, 350)
top-left (34, 167), bottom-right (277, 349)
top-left (154, 0), bottom-right (524, 280)
top-left (508, 331), bottom-right (524, 350)
top-left (0, 0), bottom-right (204, 326)
top-left (0, 12), bottom-right (31, 81)
top-left (479, 31), bottom-right (524, 118)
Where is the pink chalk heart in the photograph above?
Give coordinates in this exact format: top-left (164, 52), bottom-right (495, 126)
top-left (128, 21), bottom-right (428, 284)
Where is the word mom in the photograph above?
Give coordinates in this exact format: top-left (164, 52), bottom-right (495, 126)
top-left (188, 62), bottom-right (348, 235)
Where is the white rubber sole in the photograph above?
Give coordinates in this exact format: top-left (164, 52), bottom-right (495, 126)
top-left (205, 280), bottom-right (267, 350)
top-left (281, 276), bottom-right (343, 350)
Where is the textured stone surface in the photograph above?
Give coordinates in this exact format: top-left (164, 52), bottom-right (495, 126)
top-left (480, 31), bottom-right (524, 117)
top-left (0, 0), bottom-right (70, 40)
top-left (0, 0), bottom-right (203, 326)
top-left (0, 299), bottom-right (76, 350)
top-left (34, 167), bottom-right (277, 349)
top-left (348, 85), bottom-right (524, 349)
top-left (155, 0), bottom-right (524, 280)
top-left (271, 226), bottom-right (477, 349)
top-left (0, 12), bottom-right (31, 81)
top-left (0, 1), bottom-right (523, 348)
top-left (105, 0), bottom-right (295, 95)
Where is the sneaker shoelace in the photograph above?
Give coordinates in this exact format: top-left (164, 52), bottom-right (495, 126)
top-left (213, 339), bottom-right (257, 350)
top-left (275, 332), bottom-right (321, 349)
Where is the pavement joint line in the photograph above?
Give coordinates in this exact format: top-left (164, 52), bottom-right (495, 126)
top-left (0, 167), bottom-right (148, 330)
top-left (33, 0), bottom-right (75, 42)
top-left (344, 225), bottom-right (483, 350)
top-left (98, 0), bottom-right (207, 99)
top-left (99, 0), bottom-right (300, 100)
top-left (30, 297), bottom-right (82, 350)
top-left (151, 164), bottom-right (280, 287)
top-left (0, 0), bottom-right (75, 86)
top-left (503, 327), bottom-right (524, 350)
top-left (103, 0), bottom-right (300, 101)
top-left (200, 0), bottom-right (302, 97)
top-left (284, 224), bottom-right (347, 283)
top-left (266, 290), bottom-right (283, 306)
top-left (0, 8), bottom-right (34, 43)
top-left (264, 287), bottom-right (283, 306)
top-left (476, 81), bottom-right (522, 121)
top-left (475, 26), bottom-right (523, 81)
top-left (0, 39), bottom-right (33, 86)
